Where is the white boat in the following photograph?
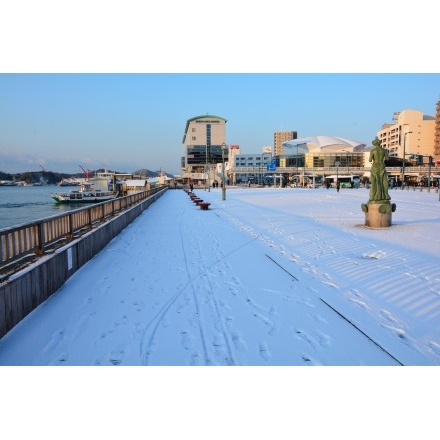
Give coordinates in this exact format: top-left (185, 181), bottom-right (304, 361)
top-left (58, 179), bottom-right (80, 187)
top-left (51, 177), bottom-right (118, 204)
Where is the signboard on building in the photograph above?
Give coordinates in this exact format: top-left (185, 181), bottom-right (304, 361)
top-left (216, 162), bottom-right (230, 173)
top-left (263, 146), bottom-right (272, 154)
top-left (267, 160), bottom-right (276, 171)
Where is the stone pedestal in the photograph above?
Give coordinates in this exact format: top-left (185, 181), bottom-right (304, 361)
top-left (361, 201), bottom-right (396, 228)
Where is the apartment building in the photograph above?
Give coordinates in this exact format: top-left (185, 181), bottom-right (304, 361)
top-left (181, 115), bottom-right (227, 174)
top-left (232, 152), bottom-right (273, 184)
top-left (434, 100), bottom-right (440, 160)
top-left (377, 109), bottom-right (435, 160)
top-left (274, 130), bottom-right (297, 156)
top-left (229, 144), bottom-right (240, 165)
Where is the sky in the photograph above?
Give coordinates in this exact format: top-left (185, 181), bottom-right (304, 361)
top-left (1, 3), bottom-right (439, 178)
top-left (1, 186), bottom-right (439, 435)
top-left (1, 74), bottom-right (438, 176)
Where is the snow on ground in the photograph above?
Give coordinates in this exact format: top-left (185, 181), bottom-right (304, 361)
top-left (1, 185), bottom-right (439, 437)
top-left (1, 185), bottom-right (440, 366)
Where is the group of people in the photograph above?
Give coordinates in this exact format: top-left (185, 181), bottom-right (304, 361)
top-left (185, 180), bottom-right (228, 192)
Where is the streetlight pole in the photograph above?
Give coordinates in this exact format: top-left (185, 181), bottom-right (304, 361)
top-left (402, 131), bottom-right (412, 189)
top-left (335, 160), bottom-right (340, 188)
top-left (428, 156), bottom-right (432, 192)
top-left (296, 144), bottom-right (299, 188)
top-left (205, 144), bottom-right (210, 192)
top-left (221, 142), bottom-right (227, 201)
top-left (342, 149), bottom-right (349, 174)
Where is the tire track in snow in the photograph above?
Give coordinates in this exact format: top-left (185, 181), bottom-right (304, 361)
top-left (138, 209), bottom-right (210, 365)
top-left (139, 207), bottom-right (240, 365)
top-left (178, 209), bottom-right (238, 365)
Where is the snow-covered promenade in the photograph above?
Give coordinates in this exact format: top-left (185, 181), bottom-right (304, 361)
top-left (1, 185), bottom-right (439, 366)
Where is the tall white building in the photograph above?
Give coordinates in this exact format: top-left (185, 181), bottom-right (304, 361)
top-left (182, 114), bottom-right (227, 174)
top-left (377, 109), bottom-right (435, 159)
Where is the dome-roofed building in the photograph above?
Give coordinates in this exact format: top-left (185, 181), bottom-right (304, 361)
top-left (281, 135), bottom-right (368, 170)
top-left (283, 135), bottom-right (366, 153)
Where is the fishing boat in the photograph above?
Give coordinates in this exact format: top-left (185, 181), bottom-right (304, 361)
top-left (51, 177), bottom-right (118, 204)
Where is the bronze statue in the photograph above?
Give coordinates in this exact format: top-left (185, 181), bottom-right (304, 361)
top-left (369, 138), bottom-right (391, 202)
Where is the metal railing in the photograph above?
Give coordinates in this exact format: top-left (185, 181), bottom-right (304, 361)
top-left (0, 186), bottom-right (166, 268)
top-left (230, 166), bottom-right (436, 175)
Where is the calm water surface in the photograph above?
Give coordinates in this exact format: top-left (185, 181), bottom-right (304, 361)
top-left (0, 186), bottom-right (81, 230)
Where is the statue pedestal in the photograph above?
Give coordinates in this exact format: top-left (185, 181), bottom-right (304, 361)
top-left (361, 201), bottom-right (396, 228)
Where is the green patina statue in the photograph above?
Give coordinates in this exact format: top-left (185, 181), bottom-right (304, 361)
top-left (369, 138), bottom-right (391, 202)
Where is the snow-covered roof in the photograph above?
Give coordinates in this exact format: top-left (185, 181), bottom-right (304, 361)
top-left (124, 180), bottom-right (147, 187)
top-left (283, 135), bottom-right (366, 153)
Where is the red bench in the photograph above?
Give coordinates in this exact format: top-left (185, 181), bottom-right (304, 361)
top-left (199, 202), bottom-right (211, 210)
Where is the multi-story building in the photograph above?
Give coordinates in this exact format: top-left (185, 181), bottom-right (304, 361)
top-left (434, 101), bottom-right (440, 161)
top-left (274, 130), bottom-right (297, 156)
top-left (232, 151), bottom-right (273, 184)
top-left (228, 144), bottom-right (240, 166)
top-left (181, 114), bottom-right (228, 174)
top-left (282, 135), bottom-right (366, 170)
top-left (377, 109), bottom-right (435, 160)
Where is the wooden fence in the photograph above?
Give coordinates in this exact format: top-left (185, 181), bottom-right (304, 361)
top-left (0, 186), bottom-right (168, 339)
top-left (0, 186), bottom-right (165, 270)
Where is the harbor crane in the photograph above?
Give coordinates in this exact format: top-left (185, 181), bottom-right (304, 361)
top-left (79, 165), bottom-right (91, 181)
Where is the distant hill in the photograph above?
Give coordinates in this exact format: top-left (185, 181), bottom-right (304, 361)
top-left (0, 168), bottom-right (174, 185)
top-left (133, 169), bottom-right (174, 178)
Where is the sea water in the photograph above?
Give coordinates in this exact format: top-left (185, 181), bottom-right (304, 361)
top-left (0, 185), bottom-right (80, 230)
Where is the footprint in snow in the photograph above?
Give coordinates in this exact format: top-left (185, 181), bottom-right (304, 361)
top-left (109, 349), bottom-right (124, 365)
top-left (180, 330), bottom-right (193, 350)
top-left (259, 341), bottom-right (271, 361)
top-left (363, 250), bottom-right (386, 259)
top-left (380, 309), bottom-right (401, 324)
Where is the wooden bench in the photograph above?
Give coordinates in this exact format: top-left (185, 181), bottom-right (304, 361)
top-left (199, 202), bottom-right (211, 210)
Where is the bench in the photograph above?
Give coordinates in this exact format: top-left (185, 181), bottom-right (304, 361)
top-left (199, 202), bottom-right (211, 210)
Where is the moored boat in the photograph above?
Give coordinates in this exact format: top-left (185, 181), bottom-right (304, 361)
top-left (0, 180), bottom-right (17, 186)
top-left (58, 179), bottom-right (81, 187)
top-left (51, 177), bottom-right (118, 204)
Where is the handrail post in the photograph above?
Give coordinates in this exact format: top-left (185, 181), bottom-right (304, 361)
top-left (68, 213), bottom-right (74, 239)
top-left (36, 222), bottom-right (45, 255)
